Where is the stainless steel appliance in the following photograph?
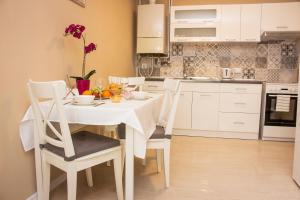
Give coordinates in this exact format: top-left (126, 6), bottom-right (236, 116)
top-left (262, 83), bottom-right (298, 141)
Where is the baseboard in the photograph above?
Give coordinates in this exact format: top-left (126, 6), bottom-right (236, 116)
top-left (26, 174), bottom-right (67, 200)
top-left (173, 129), bottom-right (259, 140)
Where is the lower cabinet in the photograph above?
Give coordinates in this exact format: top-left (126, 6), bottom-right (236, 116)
top-left (174, 92), bottom-right (193, 129)
top-left (145, 81), bottom-right (262, 139)
top-left (192, 92), bottom-right (219, 131)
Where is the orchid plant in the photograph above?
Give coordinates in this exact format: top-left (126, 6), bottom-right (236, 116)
top-left (64, 24), bottom-right (97, 80)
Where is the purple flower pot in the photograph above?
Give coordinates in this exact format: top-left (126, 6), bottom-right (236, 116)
top-left (76, 79), bottom-right (90, 95)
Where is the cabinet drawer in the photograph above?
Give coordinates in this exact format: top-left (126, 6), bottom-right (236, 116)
top-left (220, 93), bottom-right (261, 113)
top-left (219, 113), bottom-right (260, 133)
top-left (181, 82), bottom-right (219, 92)
top-left (220, 83), bottom-right (262, 94)
top-left (144, 81), bottom-right (164, 91)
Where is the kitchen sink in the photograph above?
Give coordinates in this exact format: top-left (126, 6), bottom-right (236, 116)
top-left (175, 76), bottom-right (219, 81)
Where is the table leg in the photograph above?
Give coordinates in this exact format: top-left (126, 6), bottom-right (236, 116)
top-left (125, 125), bottom-right (134, 200)
top-left (33, 122), bottom-right (43, 200)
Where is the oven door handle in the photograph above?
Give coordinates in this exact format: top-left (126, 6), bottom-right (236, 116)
top-left (268, 94), bottom-right (298, 98)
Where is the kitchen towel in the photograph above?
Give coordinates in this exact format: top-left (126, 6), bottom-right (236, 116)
top-left (275, 95), bottom-right (291, 112)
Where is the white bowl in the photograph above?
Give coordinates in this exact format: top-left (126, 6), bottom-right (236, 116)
top-left (132, 91), bottom-right (147, 100)
top-left (74, 95), bottom-right (95, 104)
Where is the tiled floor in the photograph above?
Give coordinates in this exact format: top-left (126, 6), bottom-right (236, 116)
top-left (51, 136), bottom-right (300, 200)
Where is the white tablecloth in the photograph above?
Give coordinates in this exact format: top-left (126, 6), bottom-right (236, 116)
top-left (19, 94), bottom-right (162, 158)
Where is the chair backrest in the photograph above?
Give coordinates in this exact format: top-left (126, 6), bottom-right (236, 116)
top-left (158, 79), bottom-right (181, 136)
top-left (108, 76), bottom-right (145, 91)
top-left (27, 80), bottom-right (75, 158)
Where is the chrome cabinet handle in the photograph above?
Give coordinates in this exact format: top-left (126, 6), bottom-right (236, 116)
top-left (234, 121), bottom-right (245, 125)
top-left (148, 85), bottom-right (158, 88)
top-left (276, 26), bottom-right (288, 29)
top-left (236, 88), bottom-right (247, 91)
top-left (234, 102), bottom-right (246, 105)
top-left (245, 38), bottom-right (257, 41)
top-left (225, 38), bottom-right (237, 41)
top-left (199, 94), bottom-right (211, 97)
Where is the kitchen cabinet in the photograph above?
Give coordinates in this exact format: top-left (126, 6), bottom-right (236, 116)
top-left (219, 83), bottom-right (262, 135)
top-left (170, 2), bottom-right (300, 43)
top-left (192, 92), bottom-right (219, 131)
top-left (261, 2), bottom-right (300, 32)
top-left (144, 81), bottom-right (262, 139)
top-left (143, 81), bottom-right (164, 92)
top-left (170, 5), bottom-right (221, 42)
top-left (171, 5), bottom-right (221, 24)
top-left (220, 5), bottom-right (241, 42)
top-left (174, 92), bottom-right (192, 129)
top-left (241, 4), bottom-right (261, 42)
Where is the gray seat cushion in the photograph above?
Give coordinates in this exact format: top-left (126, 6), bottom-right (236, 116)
top-left (42, 131), bottom-right (120, 161)
top-left (118, 123), bottom-right (171, 140)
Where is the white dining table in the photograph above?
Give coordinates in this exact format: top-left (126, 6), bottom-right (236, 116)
top-left (19, 93), bottom-right (162, 200)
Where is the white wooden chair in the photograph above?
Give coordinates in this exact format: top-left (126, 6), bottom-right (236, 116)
top-left (118, 78), bottom-right (181, 187)
top-left (27, 80), bottom-right (123, 200)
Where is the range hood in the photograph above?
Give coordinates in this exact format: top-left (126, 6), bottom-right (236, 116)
top-left (261, 31), bottom-right (300, 41)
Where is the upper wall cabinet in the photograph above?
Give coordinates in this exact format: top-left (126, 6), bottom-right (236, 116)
top-left (170, 5), bottom-right (221, 42)
top-left (241, 4), bottom-right (262, 42)
top-left (171, 5), bottom-right (221, 24)
top-left (261, 2), bottom-right (300, 32)
top-left (220, 5), bottom-right (241, 42)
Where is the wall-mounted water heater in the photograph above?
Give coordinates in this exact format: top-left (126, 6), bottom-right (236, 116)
top-left (137, 1), bottom-right (166, 54)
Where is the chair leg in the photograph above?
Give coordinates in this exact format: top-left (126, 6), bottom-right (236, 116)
top-left (163, 143), bottom-right (170, 188)
top-left (97, 126), bottom-right (101, 135)
top-left (142, 151), bottom-right (146, 166)
top-left (67, 168), bottom-right (77, 200)
top-left (156, 149), bottom-right (162, 173)
top-left (42, 158), bottom-right (50, 200)
top-left (85, 168), bottom-right (93, 187)
top-left (121, 141), bottom-right (126, 173)
top-left (114, 153), bottom-right (124, 200)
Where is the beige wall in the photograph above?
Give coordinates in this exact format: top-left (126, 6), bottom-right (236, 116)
top-left (0, 0), bottom-right (135, 199)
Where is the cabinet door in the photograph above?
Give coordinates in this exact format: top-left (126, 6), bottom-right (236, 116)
top-left (170, 23), bottom-right (220, 42)
top-left (261, 2), bottom-right (300, 32)
top-left (138, 4), bottom-right (165, 37)
top-left (220, 5), bottom-right (241, 42)
top-left (171, 5), bottom-right (221, 24)
top-left (241, 4), bottom-right (261, 42)
top-left (174, 92), bottom-right (192, 129)
top-left (192, 92), bottom-right (219, 131)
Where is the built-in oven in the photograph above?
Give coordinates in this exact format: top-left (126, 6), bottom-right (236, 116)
top-left (264, 93), bottom-right (297, 127)
top-left (262, 83), bottom-right (298, 141)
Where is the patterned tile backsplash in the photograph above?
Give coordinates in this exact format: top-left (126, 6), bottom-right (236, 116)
top-left (157, 42), bottom-right (299, 83)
